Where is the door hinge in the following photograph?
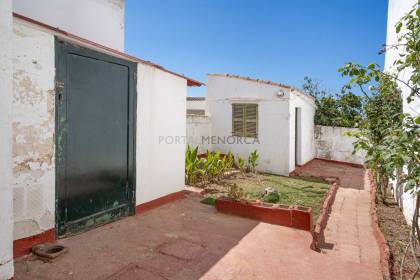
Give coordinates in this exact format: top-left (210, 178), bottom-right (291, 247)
top-left (56, 81), bottom-right (65, 88)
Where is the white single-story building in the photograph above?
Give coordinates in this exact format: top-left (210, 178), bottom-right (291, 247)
top-left (203, 74), bottom-right (316, 176)
top-left (0, 1), bottom-right (203, 278)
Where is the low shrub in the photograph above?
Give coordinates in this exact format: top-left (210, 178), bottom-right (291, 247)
top-left (227, 183), bottom-right (244, 201)
top-left (185, 146), bottom-right (260, 185)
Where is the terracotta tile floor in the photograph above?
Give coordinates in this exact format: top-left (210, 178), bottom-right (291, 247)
top-left (14, 160), bottom-right (382, 280)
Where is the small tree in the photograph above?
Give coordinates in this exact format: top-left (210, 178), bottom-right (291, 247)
top-left (302, 76), bottom-right (363, 127)
top-left (340, 2), bottom-right (419, 278)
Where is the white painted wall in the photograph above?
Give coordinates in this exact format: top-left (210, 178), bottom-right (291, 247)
top-left (206, 75), bottom-right (315, 175)
top-left (136, 64), bottom-right (187, 204)
top-left (13, 0), bottom-right (125, 51)
top-left (0, 0), bottom-right (14, 278)
top-left (314, 125), bottom-right (365, 165)
top-left (186, 115), bottom-right (212, 153)
top-left (187, 99), bottom-right (206, 111)
top-left (12, 20), bottom-right (56, 240)
top-left (10, 19), bottom-right (189, 242)
top-left (385, 0), bottom-right (419, 225)
top-left (288, 90), bottom-right (316, 171)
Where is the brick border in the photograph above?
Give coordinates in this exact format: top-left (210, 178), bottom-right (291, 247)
top-left (367, 170), bottom-right (391, 280)
top-left (310, 181), bottom-right (339, 251)
top-left (215, 197), bottom-right (313, 231)
top-left (214, 178), bottom-right (339, 250)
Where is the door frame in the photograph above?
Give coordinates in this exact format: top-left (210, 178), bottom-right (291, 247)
top-left (54, 38), bottom-right (137, 237)
top-left (294, 107), bottom-right (301, 167)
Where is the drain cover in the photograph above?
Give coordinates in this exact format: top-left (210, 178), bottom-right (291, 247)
top-left (32, 242), bottom-right (68, 262)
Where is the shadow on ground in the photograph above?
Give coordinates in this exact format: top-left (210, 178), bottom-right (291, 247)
top-left (15, 160), bottom-right (381, 280)
top-left (14, 192), bottom-right (260, 280)
top-left (292, 160), bottom-right (365, 190)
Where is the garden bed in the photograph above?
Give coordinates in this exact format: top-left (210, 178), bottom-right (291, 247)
top-left (376, 195), bottom-right (419, 280)
top-left (201, 173), bottom-right (331, 224)
top-left (215, 197), bottom-right (312, 231)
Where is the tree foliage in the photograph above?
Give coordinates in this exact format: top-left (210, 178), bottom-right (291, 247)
top-left (339, 2), bottom-right (419, 277)
top-left (302, 76), bottom-right (363, 127)
top-left (393, 2), bottom-right (420, 103)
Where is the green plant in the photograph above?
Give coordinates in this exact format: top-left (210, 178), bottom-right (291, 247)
top-left (214, 154), bottom-right (226, 181)
top-left (223, 151), bottom-right (234, 170)
top-left (237, 155), bottom-right (246, 173)
top-left (200, 197), bottom-right (216, 205)
top-left (393, 2), bottom-right (420, 104)
top-left (248, 150), bottom-right (259, 173)
top-left (340, 65), bottom-right (403, 203)
top-left (201, 151), bottom-right (227, 182)
top-left (261, 191), bottom-right (280, 203)
top-left (185, 145), bottom-right (203, 185)
top-left (302, 76), bottom-right (363, 127)
top-left (227, 183), bottom-right (244, 201)
top-left (339, 3), bottom-right (420, 278)
top-left (186, 148), bottom-right (236, 185)
top-left (201, 151), bottom-right (216, 182)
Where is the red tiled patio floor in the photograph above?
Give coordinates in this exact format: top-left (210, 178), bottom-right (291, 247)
top-left (204, 160), bottom-right (382, 279)
top-left (14, 160), bottom-right (382, 280)
top-left (291, 159), bottom-right (381, 266)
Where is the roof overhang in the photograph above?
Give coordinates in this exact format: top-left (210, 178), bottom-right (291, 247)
top-left (13, 13), bottom-right (204, 87)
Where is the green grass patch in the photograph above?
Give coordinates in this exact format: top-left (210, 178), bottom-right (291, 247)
top-left (203, 173), bottom-right (330, 223)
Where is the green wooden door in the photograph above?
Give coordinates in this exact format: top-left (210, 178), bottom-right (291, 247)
top-left (55, 39), bottom-right (136, 237)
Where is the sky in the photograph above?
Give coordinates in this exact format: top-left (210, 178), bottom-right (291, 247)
top-left (125, 0), bottom-right (388, 97)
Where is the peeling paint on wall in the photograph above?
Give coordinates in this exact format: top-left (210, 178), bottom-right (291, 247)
top-left (314, 125), bottom-right (365, 165)
top-left (107, 0), bottom-right (124, 10)
top-left (12, 20), bottom-right (55, 240)
top-left (0, 0), bottom-right (14, 278)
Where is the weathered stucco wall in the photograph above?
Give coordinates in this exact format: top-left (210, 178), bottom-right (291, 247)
top-left (136, 63), bottom-right (187, 204)
top-left (186, 98), bottom-right (206, 115)
top-left (0, 0), bottom-right (15, 278)
top-left (186, 115), bottom-right (212, 154)
top-left (9, 14), bottom-right (191, 243)
top-left (13, 0), bottom-right (125, 51)
top-left (206, 75), bottom-right (292, 175)
top-left (314, 125), bottom-right (365, 165)
top-left (187, 99), bottom-right (206, 111)
top-left (12, 20), bottom-right (55, 240)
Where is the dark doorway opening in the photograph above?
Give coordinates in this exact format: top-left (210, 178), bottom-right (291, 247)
top-left (295, 107), bottom-right (301, 167)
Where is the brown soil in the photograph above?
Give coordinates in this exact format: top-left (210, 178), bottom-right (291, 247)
top-left (376, 195), bottom-right (419, 280)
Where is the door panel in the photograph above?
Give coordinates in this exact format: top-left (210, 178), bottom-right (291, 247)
top-left (55, 39), bottom-right (136, 237)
